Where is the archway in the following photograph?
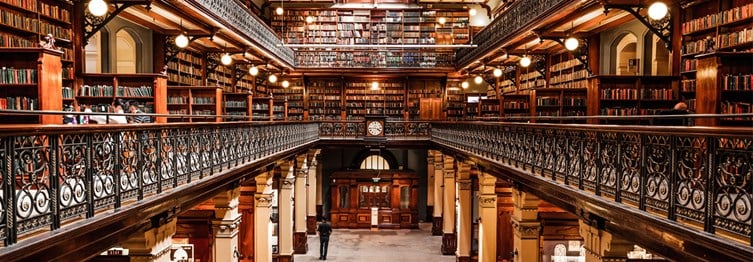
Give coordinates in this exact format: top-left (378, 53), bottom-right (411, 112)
top-left (115, 29), bottom-right (137, 73)
top-left (614, 33), bottom-right (638, 75)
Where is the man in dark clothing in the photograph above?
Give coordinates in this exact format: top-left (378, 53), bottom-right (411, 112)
top-left (317, 219), bottom-right (333, 260)
top-left (655, 102), bottom-right (691, 126)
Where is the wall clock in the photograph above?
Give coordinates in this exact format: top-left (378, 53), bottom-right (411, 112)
top-left (366, 119), bottom-right (384, 137)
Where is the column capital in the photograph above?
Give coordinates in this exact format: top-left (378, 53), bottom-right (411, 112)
top-left (281, 176), bottom-right (295, 189)
top-left (457, 179), bottom-right (472, 191)
top-left (255, 193), bottom-right (274, 207)
top-left (511, 220), bottom-right (540, 239)
top-left (213, 217), bottom-right (242, 238)
top-left (478, 195), bottom-right (497, 208)
top-left (444, 170), bottom-right (455, 179)
top-left (296, 168), bottom-right (308, 178)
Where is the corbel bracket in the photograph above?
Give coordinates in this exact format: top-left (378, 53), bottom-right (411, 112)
top-left (531, 55), bottom-right (547, 78)
top-left (504, 65), bottom-right (517, 86)
top-left (163, 33), bottom-right (216, 66)
top-left (540, 36), bottom-right (593, 75)
top-left (206, 52), bottom-right (222, 73)
top-left (234, 64), bottom-right (248, 82)
top-left (604, 3), bottom-right (672, 48)
top-left (83, 0), bottom-right (152, 45)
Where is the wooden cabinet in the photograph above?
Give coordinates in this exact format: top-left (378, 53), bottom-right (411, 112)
top-left (329, 170), bottom-right (418, 229)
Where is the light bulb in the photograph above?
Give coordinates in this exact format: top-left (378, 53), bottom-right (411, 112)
top-left (175, 33), bottom-right (189, 48)
top-left (88, 0), bottom-right (108, 17)
top-left (461, 81), bottom-right (469, 89)
top-left (469, 9), bottom-right (477, 17)
top-left (371, 81), bottom-right (379, 90)
top-left (221, 53), bottom-right (232, 65)
top-left (474, 75), bottom-right (483, 84)
top-left (276, 7), bottom-right (284, 15)
top-left (438, 17), bottom-right (446, 25)
top-left (268, 74), bottom-right (277, 83)
top-left (249, 66), bottom-right (259, 76)
top-left (493, 68), bottom-right (502, 77)
top-left (520, 56), bottom-right (532, 67)
top-left (647, 2), bottom-right (668, 20)
top-left (282, 80), bottom-right (290, 88)
top-left (306, 16), bottom-right (314, 24)
top-left (564, 37), bottom-right (579, 51)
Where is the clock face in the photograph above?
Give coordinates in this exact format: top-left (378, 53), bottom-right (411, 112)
top-left (367, 121), bottom-right (383, 136)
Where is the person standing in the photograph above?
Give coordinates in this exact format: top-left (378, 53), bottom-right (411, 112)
top-left (317, 219), bottom-right (332, 260)
top-left (128, 101), bottom-right (151, 123)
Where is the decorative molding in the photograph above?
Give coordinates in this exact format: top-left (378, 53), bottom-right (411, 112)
top-left (457, 180), bottom-right (472, 191)
top-left (478, 195), bottom-right (497, 208)
top-left (511, 220), bottom-right (541, 239)
top-left (255, 194), bottom-right (274, 207)
top-left (281, 177), bottom-right (295, 189)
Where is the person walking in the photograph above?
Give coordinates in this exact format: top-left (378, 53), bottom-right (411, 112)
top-left (317, 219), bottom-right (332, 260)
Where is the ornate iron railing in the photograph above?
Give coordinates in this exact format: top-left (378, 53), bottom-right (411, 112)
top-left (318, 121), bottom-right (431, 140)
top-left (431, 122), bottom-right (753, 246)
top-left (0, 122), bottom-right (318, 245)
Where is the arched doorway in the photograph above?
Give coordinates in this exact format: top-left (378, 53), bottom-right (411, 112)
top-left (115, 29), bottom-right (137, 73)
top-left (614, 33), bottom-right (638, 75)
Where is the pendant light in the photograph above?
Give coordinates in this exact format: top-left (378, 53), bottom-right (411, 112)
top-left (88, 0), bottom-right (108, 17)
top-left (249, 65), bottom-right (259, 76)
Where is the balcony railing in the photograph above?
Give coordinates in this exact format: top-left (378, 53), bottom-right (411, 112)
top-left (318, 120), bottom-right (431, 140)
top-left (0, 122), bottom-right (318, 245)
top-left (432, 122), bottom-right (753, 248)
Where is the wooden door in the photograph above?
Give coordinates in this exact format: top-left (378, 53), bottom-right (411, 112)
top-left (419, 98), bottom-right (442, 120)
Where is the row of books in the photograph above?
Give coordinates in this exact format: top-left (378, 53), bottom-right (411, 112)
top-left (62, 86), bottom-right (72, 99)
top-left (550, 58), bottom-right (583, 72)
top-left (0, 96), bottom-right (36, 110)
top-left (682, 3), bottom-right (753, 35)
top-left (601, 88), bottom-right (674, 100)
top-left (224, 100), bottom-right (247, 107)
top-left (600, 108), bottom-right (666, 116)
top-left (191, 97), bottom-right (215, 104)
top-left (550, 79), bottom-right (588, 89)
top-left (167, 96), bottom-right (187, 104)
top-left (682, 58), bottom-right (698, 72)
top-left (716, 27), bottom-right (753, 49)
top-left (117, 86), bottom-right (153, 97)
top-left (79, 85), bottom-right (113, 97)
top-left (723, 74), bottom-right (752, 91)
top-left (721, 101), bottom-right (752, 114)
top-left (681, 79), bottom-right (696, 92)
top-left (550, 69), bottom-right (588, 84)
top-left (309, 95), bottom-right (341, 101)
top-left (0, 67), bottom-right (36, 84)
top-left (503, 101), bottom-right (529, 109)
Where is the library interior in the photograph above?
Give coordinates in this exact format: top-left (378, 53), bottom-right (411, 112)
top-left (0, 0), bottom-right (751, 261)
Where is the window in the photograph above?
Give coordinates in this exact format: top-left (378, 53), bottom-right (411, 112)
top-left (360, 155), bottom-right (389, 170)
top-left (115, 30), bottom-right (137, 74)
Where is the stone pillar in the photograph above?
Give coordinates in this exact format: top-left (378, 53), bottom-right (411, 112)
top-left (427, 150), bottom-right (436, 221)
top-left (213, 187), bottom-right (242, 262)
top-left (315, 155), bottom-right (323, 219)
top-left (478, 173), bottom-right (497, 262)
top-left (278, 161), bottom-right (296, 262)
top-left (455, 162), bottom-right (472, 262)
top-left (121, 218), bottom-right (177, 261)
top-left (254, 171), bottom-right (274, 262)
top-left (441, 155), bottom-right (456, 255)
top-left (307, 155), bottom-right (319, 234)
top-left (511, 187), bottom-right (540, 262)
top-left (432, 151), bottom-right (444, 236)
top-left (579, 219), bottom-right (633, 262)
top-left (294, 155), bottom-right (309, 254)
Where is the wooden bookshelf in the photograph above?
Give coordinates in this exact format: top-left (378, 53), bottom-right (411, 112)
top-left (445, 79), bottom-right (465, 120)
top-left (78, 73), bottom-right (167, 123)
top-left (166, 86), bottom-right (222, 122)
top-left (0, 48), bottom-right (62, 124)
top-left (344, 79), bottom-right (405, 121)
top-left (587, 75), bottom-right (677, 125)
top-left (407, 78), bottom-right (442, 120)
top-left (695, 52), bottom-right (753, 126)
top-left (223, 92), bottom-right (251, 121)
top-left (307, 78), bottom-right (343, 121)
top-left (269, 78), bottom-right (304, 121)
top-left (166, 48), bottom-right (204, 86)
top-left (502, 92), bottom-right (530, 122)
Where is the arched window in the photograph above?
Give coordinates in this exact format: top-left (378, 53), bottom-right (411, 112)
top-left (360, 154), bottom-right (389, 170)
top-left (614, 33), bottom-right (638, 75)
top-left (115, 30), bottom-right (137, 73)
top-left (84, 32), bottom-right (102, 73)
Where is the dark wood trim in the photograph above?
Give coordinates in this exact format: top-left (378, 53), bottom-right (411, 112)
top-left (432, 216), bottom-right (443, 236)
top-left (441, 233), bottom-right (457, 255)
top-left (293, 232), bottom-right (308, 254)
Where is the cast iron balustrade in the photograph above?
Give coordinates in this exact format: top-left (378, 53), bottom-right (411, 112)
top-left (456, 0), bottom-right (575, 67)
top-left (0, 122), bottom-right (318, 245)
top-left (318, 120), bottom-right (431, 140)
top-left (187, 0), bottom-right (296, 66)
top-left (431, 122), bottom-right (753, 247)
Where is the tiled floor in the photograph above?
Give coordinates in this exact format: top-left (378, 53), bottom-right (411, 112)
top-left (293, 223), bottom-right (455, 262)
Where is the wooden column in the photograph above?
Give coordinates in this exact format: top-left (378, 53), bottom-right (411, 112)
top-left (427, 150), bottom-right (436, 221)
top-left (121, 219), bottom-right (177, 261)
top-left (456, 162), bottom-right (472, 262)
top-left (579, 219), bottom-right (633, 262)
top-left (511, 187), bottom-right (540, 262)
top-left (441, 155), bottom-right (456, 255)
top-left (478, 173), bottom-right (497, 262)
top-left (278, 161), bottom-right (296, 262)
top-left (294, 155), bottom-right (309, 254)
top-left (432, 151), bottom-right (445, 236)
top-left (213, 187), bottom-right (242, 262)
top-left (238, 183), bottom-right (256, 261)
top-left (254, 171), bottom-right (274, 262)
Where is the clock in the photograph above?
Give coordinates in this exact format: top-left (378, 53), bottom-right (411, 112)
top-left (366, 119), bottom-right (384, 136)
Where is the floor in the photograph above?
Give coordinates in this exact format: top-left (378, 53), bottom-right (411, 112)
top-left (293, 223), bottom-right (455, 262)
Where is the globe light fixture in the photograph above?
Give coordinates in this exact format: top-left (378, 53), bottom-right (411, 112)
top-left (469, 9), bottom-right (477, 16)
top-left (306, 16), bottom-right (314, 24)
top-left (221, 53), bottom-right (232, 65)
top-left (647, 2), bottom-right (669, 20)
top-left (461, 81), bottom-right (469, 89)
top-left (276, 7), bottom-right (284, 15)
top-left (564, 37), bottom-right (579, 51)
top-left (371, 81), bottom-right (379, 90)
top-left (438, 17), bottom-right (447, 25)
top-left (249, 66), bottom-right (259, 76)
top-left (268, 74), bottom-right (278, 83)
top-left (520, 55), bottom-right (532, 67)
top-left (175, 33), bottom-right (189, 48)
top-left (493, 68), bottom-right (502, 78)
top-left (282, 80), bottom-right (290, 88)
top-left (474, 75), bottom-right (483, 84)
top-left (88, 0), bottom-right (108, 17)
